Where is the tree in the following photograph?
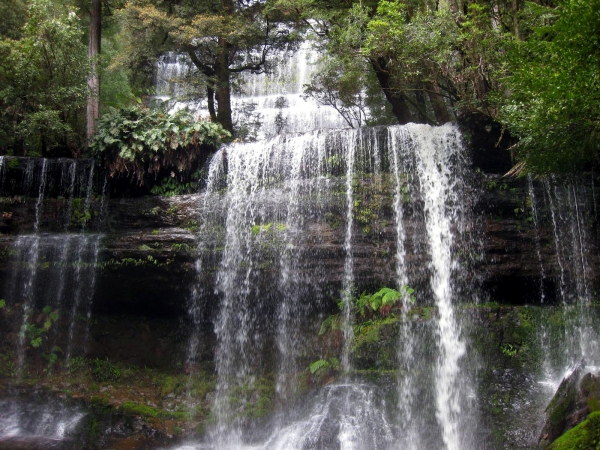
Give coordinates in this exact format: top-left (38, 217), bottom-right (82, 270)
top-left (87, 0), bottom-right (102, 143)
top-left (499, 0), bottom-right (600, 173)
top-left (0, 0), bottom-right (89, 156)
top-left (118, 0), bottom-right (299, 134)
top-left (276, 0), bottom-right (520, 126)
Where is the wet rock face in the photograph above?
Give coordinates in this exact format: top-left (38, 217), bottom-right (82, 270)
top-left (0, 174), bottom-right (598, 318)
top-left (538, 366), bottom-right (600, 449)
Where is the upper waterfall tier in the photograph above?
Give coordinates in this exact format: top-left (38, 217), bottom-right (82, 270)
top-left (154, 43), bottom-right (355, 138)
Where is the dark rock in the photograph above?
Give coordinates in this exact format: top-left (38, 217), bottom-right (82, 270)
top-left (538, 365), bottom-right (600, 449)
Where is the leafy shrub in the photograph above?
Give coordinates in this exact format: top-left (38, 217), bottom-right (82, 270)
top-left (67, 356), bottom-right (88, 373)
top-left (355, 286), bottom-right (414, 317)
top-left (90, 106), bottom-right (230, 188)
top-left (91, 358), bottom-right (122, 382)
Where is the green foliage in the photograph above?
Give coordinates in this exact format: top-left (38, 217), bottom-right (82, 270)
top-left (98, 255), bottom-right (160, 270)
top-left (309, 359), bottom-right (329, 374)
top-left (548, 411), bottom-right (600, 450)
top-left (0, 299), bottom-right (5, 308)
top-left (23, 305), bottom-right (61, 371)
top-left (25, 306), bottom-right (59, 349)
top-left (0, 351), bottom-right (16, 377)
top-left (309, 357), bottom-right (340, 375)
top-left (67, 356), bottom-right (88, 374)
top-left (171, 242), bottom-right (194, 253)
top-left (226, 376), bottom-right (276, 420)
top-left (500, 343), bottom-right (519, 358)
top-left (319, 314), bottom-right (340, 335)
top-left (92, 358), bottom-right (122, 382)
top-left (355, 286), bottom-right (414, 317)
top-left (499, 0), bottom-right (600, 173)
top-left (0, 0), bottom-right (27, 40)
top-left (318, 286), bottom-right (415, 367)
top-left (121, 401), bottom-right (191, 420)
top-left (69, 198), bottom-right (92, 229)
top-left (251, 223), bottom-right (273, 235)
top-left (0, 0), bottom-right (88, 156)
top-left (91, 105), bottom-right (230, 187)
top-left (304, 54), bottom-right (370, 128)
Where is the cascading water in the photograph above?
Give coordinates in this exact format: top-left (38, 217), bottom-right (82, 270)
top-left (0, 157), bottom-right (106, 447)
top-left (164, 39), bottom-right (597, 450)
top-left (532, 176), bottom-right (599, 372)
top-left (177, 123), bottom-right (482, 450)
top-left (528, 175), bottom-right (546, 304)
top-left (154, 42), bottom-right (352, 140)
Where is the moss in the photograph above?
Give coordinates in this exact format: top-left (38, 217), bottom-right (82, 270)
top-left (227, 376), bottom-right (276, 420)
top-left (120, 401), bottom-right (191, 421)
top-left (548, 411), bottom-right (600, 450)
top-left (353, 316), bottom-right (399, 351)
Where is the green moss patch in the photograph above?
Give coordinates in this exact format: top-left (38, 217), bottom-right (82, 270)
top-left (548, 411), bottom-right (600, 450)
top-left (120, 401), bottom-right (191, 421)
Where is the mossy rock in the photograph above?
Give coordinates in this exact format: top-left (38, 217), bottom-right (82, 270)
top-left (120, 401), bottom-right (191, 421)
top-left (548, 411), bottom-right (600, 450)
top-left (540, 366), bottom-right (581, 446)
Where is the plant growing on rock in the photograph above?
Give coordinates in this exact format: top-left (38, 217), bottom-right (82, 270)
top-left (24, 305), bottom-right (62, 372)
top-left (90, 106), bottom-right (230, 190)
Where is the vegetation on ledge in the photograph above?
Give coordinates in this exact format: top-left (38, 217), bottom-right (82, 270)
top-left (90, 106), bottom-right (230, 192)
top-left (548, 411), bottom-right (600, 450)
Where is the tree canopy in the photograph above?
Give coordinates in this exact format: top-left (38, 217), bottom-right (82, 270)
top-left (0, 0), bottom-right (598, 174)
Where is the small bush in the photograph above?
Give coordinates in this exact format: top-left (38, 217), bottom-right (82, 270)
top-left (91, 358), bottom-right (122, 382)
top-left (91, 106), bottom-right (230, 188)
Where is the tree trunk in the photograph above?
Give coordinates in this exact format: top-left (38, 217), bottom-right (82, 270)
top-left (86, 0), bottom-right (101, 146)
top-left (370, 58), bottom-right (413, 125)
top-left (207, 86), bottom-right (217, 122)
top-left (215, 37), bottom-right (233, 134)
top-left (512, 0), bottom-right (520, 40)
top-left (426, 80), bottom-right (451, 124)
top-left (414, 86), bottom-right (430, 123)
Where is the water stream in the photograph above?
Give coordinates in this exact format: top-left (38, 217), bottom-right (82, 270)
top-left (0, 157), bottom-right (105, 446)
top-left (0, 40), bottom-right (598, 450)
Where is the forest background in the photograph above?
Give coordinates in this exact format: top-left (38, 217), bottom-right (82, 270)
top-left (0, 0), bottom-right (598, 178)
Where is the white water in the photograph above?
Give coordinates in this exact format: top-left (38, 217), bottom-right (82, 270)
top-left (177, 123), bottom-right (482, 450)
top-left (1, 158), bottom-right (103, 444)
top-left (0, 398), bottom-right (85, 441)
top-left (536, 176), bottom-right (598, 371)
top-left (154, 42), bottom-right (352, 140)
top-left (165, 42), bottom-right (597, 450)
top-left (389, 124), bottom-right (476, 450)
top-left (528, 175), bottom-right (546, 303)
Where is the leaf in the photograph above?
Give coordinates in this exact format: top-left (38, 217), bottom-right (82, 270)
top-left (0, 299), bottom-right (5, 308)
top-left (42, 305), bottom-right (52, 314)
top-left (381, 289), bottom-right (401, 306)
top-left (309, 359), bottom-right (331, 374)
top-left (31, 337), bottom-right (42, 348)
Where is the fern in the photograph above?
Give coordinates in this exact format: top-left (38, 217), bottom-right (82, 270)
top-left (319, 314), bottom-right (340, 335)
top-left (91, 106), bottom-right (230, 187)
top-left (309, 359), bottom-right (331, 374)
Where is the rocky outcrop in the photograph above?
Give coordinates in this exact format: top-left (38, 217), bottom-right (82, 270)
top-left (538, 366), bottom-right (600, 448)
top-left (1, 174), bottom-right (598, 318)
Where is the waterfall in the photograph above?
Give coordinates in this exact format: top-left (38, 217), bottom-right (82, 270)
top-left (176, 122), bottom-right (483, 450)
top-left (163, 41), bottom-right (597, 450)
top-left (535, 176), bottom-right (598, 370)
top-left (385, 124), bottom-right (478, 450)
top-left (528, 175), bottom-right (546, 303)
top-left (1, 157), bottom-right (106, 445)
top-left (154, 42), bottom-right (351, 139)
top-left (0, 397), bottom-right (85, 442)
